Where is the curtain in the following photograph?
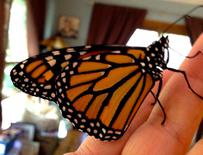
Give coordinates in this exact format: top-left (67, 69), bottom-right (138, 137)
top-left (0, 0), bottom-right (5, 128)
top-left (0, 0), bottom-right (11, 127)
top-left (27, 0), bottom-right (46, 56)
top-left (185, 16), bottom-right (203, 44)
top-left (185, 16), bottom-right (203, 142)
top-left (87, 3), bottom-right (147, 44)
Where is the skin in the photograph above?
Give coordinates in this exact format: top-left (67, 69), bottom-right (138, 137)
top-left (64, 33), bottom-right (203, 155)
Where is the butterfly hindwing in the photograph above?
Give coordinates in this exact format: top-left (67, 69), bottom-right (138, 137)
top-left (10, 47), bottom-right (90, 100)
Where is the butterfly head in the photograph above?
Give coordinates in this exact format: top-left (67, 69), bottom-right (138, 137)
top-left (144, 36), bottom-right (169, 80)
top-left (160, 35), bottom-right (169, 49)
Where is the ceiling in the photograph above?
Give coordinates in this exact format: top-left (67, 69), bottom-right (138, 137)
top-left (164, 0), bottom-right (203, 5)
top-left (91, 0), bottom-right (203, 20)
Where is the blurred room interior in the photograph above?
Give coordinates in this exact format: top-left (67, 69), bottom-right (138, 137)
top-left (0, 0), bottom-right (203, 154)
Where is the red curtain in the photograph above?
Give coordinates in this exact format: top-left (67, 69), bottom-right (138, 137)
top-left (27, 0), bottom-right (46, 56)
top-left (87, 3), bottom-right (147, 44)
top-left (185, 16), bottom-right (203, 44)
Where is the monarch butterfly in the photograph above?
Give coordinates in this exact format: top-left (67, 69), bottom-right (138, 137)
top-left (10, 35), bottom-right (203, 141)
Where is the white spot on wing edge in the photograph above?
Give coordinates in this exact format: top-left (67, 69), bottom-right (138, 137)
top-left (45, 56), bottom-right (53, 61)
top-left (155, 47), bottom-right (158, 51)
top-left (52, 51), bottom-right (60, 55)
top-left (111, 50), bottom-right (121, 54)
top-left (22, 60), bottom-right (28, 64)
top-left (67, 48), bottom-right (75, 52)
top-left (61, 72), bottom-right (66, 77)
top-left (93, 129), bottom-right (98, 134)
top-left (51, 93), bottom-right (56, 98)
top-left (87, 128), bottom-right (91, 132)
top-left (65, 54), bottom-right (71, 60)
top-left (96, 55), bottom-right (100, 60)
top-left (44, 85), bottom-right (52, 89)
top-left (48, 59), bottom-right (56, 66)
top-left (62, 106), bottom-right (66, 111)
top-left (19, 72), bottom-right (24, 76)
top-left (79, 51), bottom-right (87, 55)
top-left (68, 109), bottom-right (73, 113)
top-left (73, 62), bottom-right (78, 68)
top-left (20, 64), bottom-right (25, 69)
top-left (85, 45), bottom-right (91, 49)
top-left (70, 71), bottom-right (74, 75)
top-left (83, 56), bottom-right (91, 60)
top-left (24, 78), bottom-right (29, 82)
top-left (80, 125), bottom-right (85, 128)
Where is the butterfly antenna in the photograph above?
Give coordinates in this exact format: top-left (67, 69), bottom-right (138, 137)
top-left (169, 46), bottom-right (203, 59)
top-left (169, 47), bottom-right (188, 57)
top-left (161, 5), bottom-right (203, 35)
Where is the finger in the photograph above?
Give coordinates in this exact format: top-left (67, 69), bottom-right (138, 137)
top-left (187, 139), bottom-right (203, 155)
top-left (150, 33), bottom-right (203, 151)
top-left (122, 33), bottom-right (203, 155)
top-left (151, 32), bottom-right (203, 144)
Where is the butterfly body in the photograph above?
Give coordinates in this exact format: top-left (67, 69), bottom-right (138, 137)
top-left (11, 36), bottom-right (169, 141)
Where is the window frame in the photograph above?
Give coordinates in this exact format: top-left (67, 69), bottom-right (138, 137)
top-left (141, 19), bottom-right (188, 35)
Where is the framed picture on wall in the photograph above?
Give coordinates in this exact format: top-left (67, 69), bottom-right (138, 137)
top-left (58, 16), bottom-right (80, 38)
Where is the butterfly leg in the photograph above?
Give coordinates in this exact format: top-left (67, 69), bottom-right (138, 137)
top-left (167, 67), bottom-right (203, 100)
top-left (150, 90), bottom-right (166, 125)
top-left (195, 119), bottom-right (203, 142)
top-left (186, 50), bottom-right (202, 59)
top-left (151, 79), bottom-right (163, 105)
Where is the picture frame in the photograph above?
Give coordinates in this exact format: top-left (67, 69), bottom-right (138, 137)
top-left (58, 16), bottom-right (80, 38)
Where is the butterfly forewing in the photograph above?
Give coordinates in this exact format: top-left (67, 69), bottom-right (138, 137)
top-left (55, 47), bottom-right (155, 140)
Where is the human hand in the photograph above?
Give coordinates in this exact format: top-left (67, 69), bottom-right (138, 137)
top-left (64, 34), bottom-right (203, 155)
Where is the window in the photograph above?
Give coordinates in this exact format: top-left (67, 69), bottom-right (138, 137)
top-left (1, 0), bottom-right (28, 129)
top-left (2, 0), bottom-right (28, 98)
top-left (127, 28), bottom-right (192, 69)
